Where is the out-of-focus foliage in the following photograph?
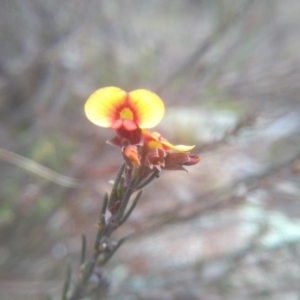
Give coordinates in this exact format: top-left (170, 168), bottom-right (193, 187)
top-left (1, 0), bottom-right (300, 299)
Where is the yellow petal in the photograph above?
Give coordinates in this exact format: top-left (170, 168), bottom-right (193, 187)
top-left (143, 129), bottom-right (195, 152)
top-left (84, 87), bottom-right (127, 127)
top-left (128, 89), bottom-right (165, 128)
top-left (161, 141), bottom-right (195, 152)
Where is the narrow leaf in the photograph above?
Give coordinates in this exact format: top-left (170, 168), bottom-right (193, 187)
top-left (94, 193), bottom-right (109, 251)
top-left (108, 163), bottom-right (125, 208)
top-left (61, 261), bottom-right (72, 300)
top-left (80, 234), bottom-right (87, 265)
top-left (116, 176), bottom-right (136, 222)
top-left (119, 190), bottom-right (142, 227)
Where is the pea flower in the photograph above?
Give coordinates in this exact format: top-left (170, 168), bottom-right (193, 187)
top-left (84, 86), bottom-right (200, 175)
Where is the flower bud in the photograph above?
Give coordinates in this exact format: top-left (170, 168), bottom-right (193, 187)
top-left (164, 152), bottom-right (201, 171)
top-left (144, 148), bottom-right (166, 171)
top-left (122, 145), bottom-right (141, 167)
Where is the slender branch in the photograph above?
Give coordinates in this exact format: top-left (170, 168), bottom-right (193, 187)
top-left (155, 0), bottom-right (255, 93)
top-left (0, 147), bottom-right (79, 188)
top-left (67, 165), bottom-right (140, 299)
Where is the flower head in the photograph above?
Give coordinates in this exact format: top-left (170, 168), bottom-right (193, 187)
top-left (85, 86), bottom-right (200, 177)
top-left (85, 87), bottom-right (165, 131)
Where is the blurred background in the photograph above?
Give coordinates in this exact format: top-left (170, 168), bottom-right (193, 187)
top-left (1, 0), bottom-right (300, 299)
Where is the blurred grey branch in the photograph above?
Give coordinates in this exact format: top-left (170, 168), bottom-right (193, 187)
top-left (0, 147), bottom-right (79, 187)
top-left (155, 0), bottom-right (256, 93)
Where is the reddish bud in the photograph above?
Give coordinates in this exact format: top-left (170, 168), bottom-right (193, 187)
top-left (164, 152), bottom-right (201, 171)
top-left (144, 148), bottom-right (166, 171)
top-left (123, 145), bottom-right (141, 167)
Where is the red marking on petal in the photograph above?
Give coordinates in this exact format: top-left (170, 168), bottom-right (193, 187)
top-left (111, 119), bottom-right (123, 129)
top-left (123, 119), bottom-right (138, 131)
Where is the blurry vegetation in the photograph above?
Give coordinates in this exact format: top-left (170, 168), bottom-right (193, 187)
top-left (1, 0), bottom-right (300, 299)
top-left (28, 133), bottom-right (77, 171)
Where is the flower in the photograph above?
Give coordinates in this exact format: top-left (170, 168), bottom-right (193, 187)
top-left (85, 87), bottom-right (165, 131)
top-left (140, 130), bottom-right (199, 171)
top-left (142, 130), bottom-right (195, 152)
top-left (85, 86), bottom-right (201, 174)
